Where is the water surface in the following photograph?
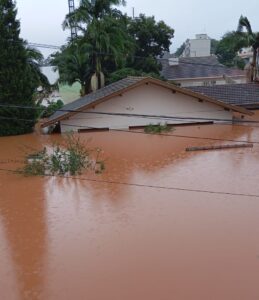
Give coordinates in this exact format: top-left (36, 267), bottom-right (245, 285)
top-left (1, 123), bottom-right (259, 300)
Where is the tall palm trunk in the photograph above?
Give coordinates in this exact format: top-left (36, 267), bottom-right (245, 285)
top-left (252, 47), bottom-right (257, 81)
top-left (237, 16), bottom-right (259, 82)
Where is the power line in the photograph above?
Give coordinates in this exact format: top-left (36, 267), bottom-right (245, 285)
top-left (28, 43), bottom-right (61, 50)
top-left (25, 42), bottom-right (242, 69)
top-left (0, 167), bottom-right (258, 199)
top-left (0, 116), bottom-right (35, 123)
top-left (0, 103), bottom-right (257, 124)
top-left (0, 115), bottom-right (257, 145)
top-left (61, 123), bottom-right (258, 145)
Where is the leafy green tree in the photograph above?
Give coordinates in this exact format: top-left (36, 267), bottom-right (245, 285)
top-left (127, 14), bottom-right (174, 73)
top-left (211, 39), bottom-right (219, 55)
top-left (0, 0), bottom-right (40, 136)
top-left (215, 17), bottom-right (259, 73)
top-left (215, 31), bottom-right (248, 68)
top-left (54, 2), bottom-right (174, 91)
top-left (51, 42), bottom-right (93, 96)
top-left (63, 0), bottom-right (126, 29)
top-left (41, 100), bottom-right (64, 118)
top-left (106, 67), bottom-right (163, 84)
top-left (25, 45), bottom-right (50, 90)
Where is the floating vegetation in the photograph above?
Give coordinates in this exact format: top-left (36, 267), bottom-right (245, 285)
top-left (144, 123), bottom-right (173, 134)
top-left (21, 133), bottom-right (104, 176)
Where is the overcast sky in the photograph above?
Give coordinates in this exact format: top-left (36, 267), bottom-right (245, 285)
top-left (16, 0), bottom-right (259, 57)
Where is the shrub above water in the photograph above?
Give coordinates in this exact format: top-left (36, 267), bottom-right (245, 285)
top-left (144, 123), bottom-right (173, 134)
top-left (22, 134), bottom-right (104, 176)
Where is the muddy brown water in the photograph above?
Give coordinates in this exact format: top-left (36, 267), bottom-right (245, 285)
top-left (1, 122), bottom-right (259, 300)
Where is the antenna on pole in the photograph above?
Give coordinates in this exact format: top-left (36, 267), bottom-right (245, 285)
top-left (68, 0), bottom-right (77, 40)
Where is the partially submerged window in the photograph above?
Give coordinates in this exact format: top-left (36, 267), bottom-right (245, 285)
top-left (78, 128), bottom-right (109, 133)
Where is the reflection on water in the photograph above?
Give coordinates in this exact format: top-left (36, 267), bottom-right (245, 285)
top-left (0, 176), bottom-right (47, 300)
top-left (0, 123), bottom-right (259, 299)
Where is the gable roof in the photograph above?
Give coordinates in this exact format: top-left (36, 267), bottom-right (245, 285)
top-left (188, 83), bottom-right (259, 108)
top-left (41, 77), bottom-right (252, 128)
top-left (160, 56), bottom-right (245, 81)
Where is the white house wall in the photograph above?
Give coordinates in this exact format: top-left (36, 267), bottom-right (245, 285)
top-left (60, 83), bottom-right (232, 132)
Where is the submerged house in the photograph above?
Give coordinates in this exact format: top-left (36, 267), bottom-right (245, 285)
top-left (41, 77), bottom-right (251, 133)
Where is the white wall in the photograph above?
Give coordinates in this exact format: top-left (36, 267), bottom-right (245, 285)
top-left (189, 38), bottom-right (211, 57)
top-left (60, 83), bottom-right (232, 132)
top-left (182, 35), bottom-right (211, 58)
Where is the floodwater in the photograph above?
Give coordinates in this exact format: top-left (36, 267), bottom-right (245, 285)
top-left (1, 122), bottom-right (259, 300)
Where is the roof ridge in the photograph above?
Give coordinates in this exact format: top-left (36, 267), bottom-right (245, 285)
top-left (126, 76), bottom-right (147, 79)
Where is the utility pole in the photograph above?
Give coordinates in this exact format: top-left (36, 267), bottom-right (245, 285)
top-left (132, 7), bottom-right (135, 19)
top-left (68, 0), bottom-right (77, 40)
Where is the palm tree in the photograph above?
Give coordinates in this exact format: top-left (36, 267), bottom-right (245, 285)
top-left (61, 0), bottom-right (132, 93)
top-left (237, 16), bottom-right (259, 81)
top-left (51, 42), bottom-right (93, 96)
top-left (63, 0), bottom-right (126, 31)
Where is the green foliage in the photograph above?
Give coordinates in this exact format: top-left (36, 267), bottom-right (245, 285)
top-left (106, 68), bottom-right (163, 84)
top-left (128, 14), bottom-right (174, 58)
top-left (53, 3), bottom-right (174, 92)
top-left (237, 15), bottom-right (259, 81)
top-left (22, 134), bottom-right (104, 176)
top-left (215, 16), bottom-right (259, 71)
top-left (25, 46), bottom-right (50, 90)
top-left (51, 43), bottom-right (93, 95)
top-left (41, 100), bottom-right (64, 118)
top-left (211, 39), bottom-right (219, 55)
top-left (215, 31), bottom-right (249, 68)
top-left (55, 0), bottom-right (133, 94)
top-left (63, 0), bottom-right (126, 31)
top-left (24, 148), bottom-right (48, 176)
top-left (144, 123), bottom-right (173, 134)
top-left (0, 0), bottom-right (46, 136)
top-left (127, 14), bottom-right (174, 73)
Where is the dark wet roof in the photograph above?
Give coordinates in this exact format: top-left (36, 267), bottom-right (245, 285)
top-left (160, 56), bottom-right (245, 80)
top-left (188, 83), bottom-right (259, 108)
top-left (49, 77), bottom-right (145, 121)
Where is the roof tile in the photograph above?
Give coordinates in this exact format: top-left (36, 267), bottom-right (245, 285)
top-left (188, 83), bottom-right (259, 107)
top-left (160, 56), bottom-right (245, 80)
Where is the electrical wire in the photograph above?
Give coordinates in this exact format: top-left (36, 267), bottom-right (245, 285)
top-left (0, 115), bottom-right (257, 145)
top-left (61, 123), bottom-right (258, 144)
top-left (0, 116), bottom-right (35, 123)
top-left (0, 167), bottom-right (258, 199)
top-left (0, 103), bottom-right (257, 124)
top-left (28, 42), bottom-right (61, 50)
top-left (25, 42), bottom-right (242, 69)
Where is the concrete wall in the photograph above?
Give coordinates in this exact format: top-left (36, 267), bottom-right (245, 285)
top-left (60, 83), bottom-right (232, 132)
top-left (189, 38), bottom-right (211, 57)
top-left (182, 34), bottom-right (211, 58)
